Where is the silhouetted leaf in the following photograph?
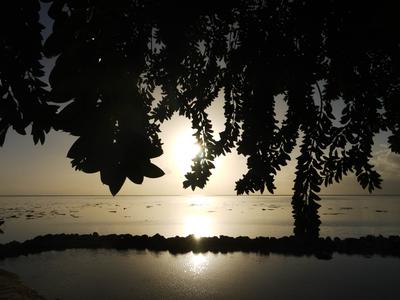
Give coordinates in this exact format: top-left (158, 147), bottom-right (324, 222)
top-left (143, 163), bottom-right (165, 178)
top-left (101, 167), bottom-right (126, 196)
top-left (127, 170), bottom-right (144, 185)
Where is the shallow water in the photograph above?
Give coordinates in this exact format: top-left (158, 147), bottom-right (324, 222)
top-left (0, 195), bottom-right (399, 243)
top-left (0, 249), bottom-right (399, 300)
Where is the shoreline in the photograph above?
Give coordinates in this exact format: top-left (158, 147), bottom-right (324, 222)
top-left (0, 269), bottom-right (45, 300)
top-left (1, 233), bottom-right (399, 260)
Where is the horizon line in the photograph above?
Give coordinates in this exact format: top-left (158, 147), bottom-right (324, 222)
top-left (1, 193), bottom-right (399, 197)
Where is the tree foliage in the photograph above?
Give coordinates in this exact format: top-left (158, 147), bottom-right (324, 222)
top-left (0, 0), bottom-right (56, 146)
top-left (1, 0), bottom-right (399, 236)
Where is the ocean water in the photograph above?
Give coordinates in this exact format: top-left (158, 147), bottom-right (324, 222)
top-left (0, 195), bottom-right (399, 243)
top-left (0, 195), bottom-right (399, 299)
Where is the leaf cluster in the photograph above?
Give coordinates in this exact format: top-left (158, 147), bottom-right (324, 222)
top-left (0, 0), bottom-right (55, 146)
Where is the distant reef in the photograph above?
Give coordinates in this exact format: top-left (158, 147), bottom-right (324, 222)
top-left (0, 234), bottom-right (399, 260)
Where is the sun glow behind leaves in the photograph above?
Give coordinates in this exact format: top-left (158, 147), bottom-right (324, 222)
top-left (173, 129), bottom-right (201, 175)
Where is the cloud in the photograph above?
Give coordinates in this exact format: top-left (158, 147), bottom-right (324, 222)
top-left (372, 148), bottom-right (400, 176)
top-left (370, 147), bottom-right (400, 193)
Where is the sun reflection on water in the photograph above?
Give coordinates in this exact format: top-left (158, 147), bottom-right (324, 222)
top-left (183, 215), bottom-right (214, 238)
top-left (188, 252), bottom-right (208, 274)
top-left (187, 195), bottom-right (212, 206)
top-left (183, 195), bottom-right (216, 238)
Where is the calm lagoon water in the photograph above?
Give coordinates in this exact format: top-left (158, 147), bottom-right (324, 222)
top-left (0, 249), bottom-right (399, 300)
top-left (0, 195), bottom-right (400, 242)
top-left (0, 195), bottom-right (399, 299)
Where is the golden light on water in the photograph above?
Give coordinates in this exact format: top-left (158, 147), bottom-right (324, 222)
top-left (187, 195), bottom-right (212, 206)
top-left (182, 196), bottom-right (215, 238)
top-left (188, 253), bottom-right (208, 274)
top-left (183, 215), bottom-right (214, 238)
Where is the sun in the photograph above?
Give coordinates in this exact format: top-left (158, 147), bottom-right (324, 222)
top-left (173, 129), bottom-right (201, 174)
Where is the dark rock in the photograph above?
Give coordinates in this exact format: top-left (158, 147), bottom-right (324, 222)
top-left (0, 234), bottom-right (399, 260)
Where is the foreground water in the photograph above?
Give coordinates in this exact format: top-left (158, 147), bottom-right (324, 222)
top-left (0, 195), bottom-right (399, 299)
top-left (0, 249), bottom-right (399, 300)
top-left (0, 195), bottom-right (399, 243)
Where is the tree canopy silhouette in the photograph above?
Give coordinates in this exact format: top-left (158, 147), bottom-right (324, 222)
top-left (1, 0), bottom-right (399, 236)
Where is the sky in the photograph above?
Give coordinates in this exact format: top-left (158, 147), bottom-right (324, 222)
top-left (1, 93), bottom-right (399, 195)
top-left (1, 4), bottom-right (399, 196)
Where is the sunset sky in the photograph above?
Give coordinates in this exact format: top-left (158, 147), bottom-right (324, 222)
top-left (1, 93), bottom-right (399, 196)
